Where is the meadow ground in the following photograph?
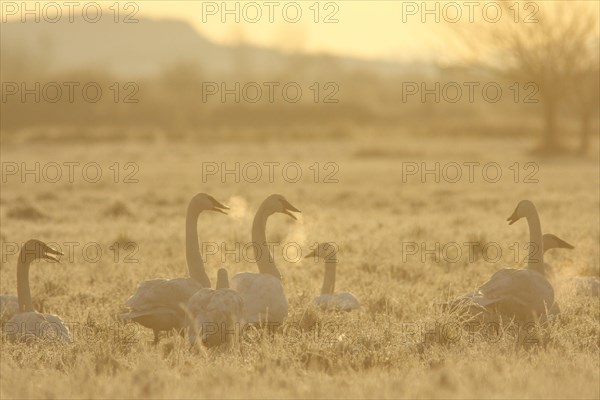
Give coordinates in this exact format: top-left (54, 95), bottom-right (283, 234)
top-left (0, 132), bottom-right (598, 399)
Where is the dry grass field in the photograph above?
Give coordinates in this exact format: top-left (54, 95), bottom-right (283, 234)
top-left (0, 132), bottom-right (598, 399)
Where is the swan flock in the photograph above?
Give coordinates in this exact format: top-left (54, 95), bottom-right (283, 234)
top-left (1, 195), bottom-right (588, 346)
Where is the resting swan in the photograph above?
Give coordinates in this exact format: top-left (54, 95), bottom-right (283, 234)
top-left (568, 276), bottom-right (600, 297)
top-left (542, 236), bottom-right (599, 297)
top-left (187, 268), bottom-right (244, 347)
top-left (541, 233), bottom-right (574, 279)
top-left (305, 242), bottom-right (360, 311)
top-left (230, 194), bottom-right (301, 325)
top-left (455, 200), bottom-right (555, 322)
top-left (5, 239), bottom-right (71, 343)
top-left (449, 233), bottom-right (574, 315)
top-left (121, 193), bottom-right (229, 343)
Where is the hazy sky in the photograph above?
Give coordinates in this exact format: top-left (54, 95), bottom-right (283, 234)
top-left (139, 1), bottom-right (451, 62)
top-left (4, 1), bottom-right (598, 63)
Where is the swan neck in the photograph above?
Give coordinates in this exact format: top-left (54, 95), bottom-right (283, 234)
top-left (16, 256), bottom-right (34, 312)
top-left (216, 273), bottom-right (229, 289)
top-left (252, 204), bottom-right (281, 279)
top-left (525, 207), bottom-right (544, 274)
top-left (186, 208), bottom-right (211, 287)
top-left (321, 259), bottom-right (337, 295)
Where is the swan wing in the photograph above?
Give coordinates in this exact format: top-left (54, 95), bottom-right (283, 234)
top-left (125, 278), bottom-right (202, 313)
top-left (478, 268), bottom-right (518, 296)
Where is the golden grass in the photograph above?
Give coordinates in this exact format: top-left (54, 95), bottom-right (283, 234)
top-left (0, 134), bottom-right (598, 399)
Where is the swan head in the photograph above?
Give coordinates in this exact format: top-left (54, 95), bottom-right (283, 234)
top-left (506, 200), bottom-right (536, 225)
top-left (543, 233), bottom-right (574, 251)
top-left (189, 193), bottom-right (230, 215)
top-left (305, 242), bottom-right (338, 262)
top-left (216, 268), bottom-right (230, 289)
top-left (263, 194), bottom-right (301, 220)
top-left (20, 239), bottom-right (63, 263)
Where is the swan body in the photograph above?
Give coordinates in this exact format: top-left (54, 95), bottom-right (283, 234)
top-left (230, 194), bottom-right (300, 325)
top-left (5, 239), bottom-right (71, 343)
top-left (472, 268), bottom-right (554, 320)
top-left (6, 311), bottom-right (71, 344)
top-left (187, 269), bottom-right (245, 347)
top-left (452, 233), bottom-right (573, 317)
top-left (121, 193), bottom-right (229, 343)
top-left (230, 272), bottom-right (287, 323)
top-left (306, 242), bottom-right (360, 312)
top-left (0, 295), bottom-right (19, 324)
top-left (123, 278), bottom-right (202, 333)
top-left (453, 201), bottom-right (555, 322)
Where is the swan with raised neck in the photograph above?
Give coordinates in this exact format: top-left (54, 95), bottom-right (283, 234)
top-left (6, 239), bottom-right (71, 343)
top-left (121, 193), bottom-right (229, 343)
top-left (305, 242), bottom-right (360, 311)
top-left (445, 201), bottom-right (557, 322)
top-left (230, 194), bottom-right (300, 324)
top-left (16, 240), bottom-right (63, 312)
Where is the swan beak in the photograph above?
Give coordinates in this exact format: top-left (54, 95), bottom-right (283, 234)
top-left (281, 199), bottom-right (301, 220)
top-left (555, 237), bottom-right (575, 249)
top-left (506, 208), bottom-right (519, 225)
top-left (212, 200), bottom-right (230, 215)
top-left (43, 246), bottom-right (63, 262)
top-left (304, 250), bottom-right (316, 259)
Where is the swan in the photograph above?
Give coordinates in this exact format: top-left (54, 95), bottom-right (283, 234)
top-left (448, 233), bottom-right (572, 317)
top-left (541, 233), bottom-right (574, 279)
top-left (4, 239), bottom-right (71, 343)
top-left (230, 194), bottom-right (300, 325)
top-left (568, 276), bottom-right (599, 297)
top-left (540, 236), bottom-right (598, 297)
top-left (120, 193), bottom-right (229, 343)
top-left (186, 268), bottom-right (245, 347)
top-left (452, 200), bottom-right (555, 322)
top-left (478, 233), bottom-right (574, 286)
top-left (305, 242), bottom-right (360, 311)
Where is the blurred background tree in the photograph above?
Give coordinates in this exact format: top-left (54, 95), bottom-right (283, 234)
top-left (450, 0), bottom-right (599, 154)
